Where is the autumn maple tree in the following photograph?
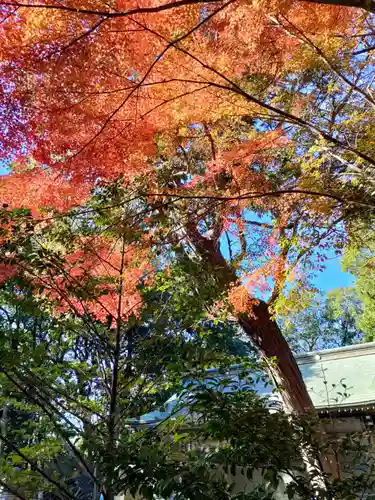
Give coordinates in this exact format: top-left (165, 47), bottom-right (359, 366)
top-left (1, 204), bottom-right (375, 500)
top-left (0, 0), bottom-right (375, 431)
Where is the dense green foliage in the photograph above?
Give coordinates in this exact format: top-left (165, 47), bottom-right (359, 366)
top-left (281, 288), bottom-right (364, 353)
top-left (341, 228), bottom-right (375, 341)
top-left (0, 268), bottom-right (374, 500)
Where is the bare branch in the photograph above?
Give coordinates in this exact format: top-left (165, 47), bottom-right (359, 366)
top-left (0, 479), bottom-right (28, 500)
top-left (0, 0), bottom-right (225, 17)
top-left (203, 123), bottom-right (217, 161)
top-left (225, 231), bottom-right (233, 262)
top-left (298, 0), bottom-right (375, 14)
top-left (140, 188), bottom-right (375, 208)
top-left (0, 5), bottom-right (18, 25)
top-left (353, 44), bottom-right (375, 55)
top-left (243, 219), bottom-right (275, 229)
top-left (47, 17), bottom-right (107, 58)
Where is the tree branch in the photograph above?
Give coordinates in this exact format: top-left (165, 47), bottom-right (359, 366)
top-left (353, 45), bottom-right (375, 56)
top-left (140, 188), bottom-right (375, 208)
top-left (105, 238), bottom-right (126, 500)
top-left (0, 0), bottom-right (225, 17)
top-left (2, 368), bottom-right (101, 491)
top-left (0, 479), bottom-right (28, 500)
top-left (299, 0), bottom-right (375, 13)
top-left (0, 434), bottom-right (79, 500)
top-left (225, 231), bottom-right (233, 262)
top-left (47, 17), bottom-right (107, 58)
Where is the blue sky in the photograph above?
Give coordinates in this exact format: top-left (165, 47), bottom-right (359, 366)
top-left (0, 161), bottom-right (10, 175)
top-left (218, 211), bottom-right (354, 297)
top-left (313, 251), bottom-right (354, 292)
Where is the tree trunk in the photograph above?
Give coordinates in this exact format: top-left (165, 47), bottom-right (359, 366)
top-left (237, 299), bottom-right (313, 413)
top-left (186, 224), bottom-right (337, 479)
top-left (237, 300), bottom-right (338, 484)
top-left (197, 237), bottom-right (341, 486)
top-left (186, 225), bottom-right (314, 414)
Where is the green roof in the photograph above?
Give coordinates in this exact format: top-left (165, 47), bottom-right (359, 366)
top-left (135, 343), bottom-right (375, 426)
top-left (297, 342), bottom-right (375, 412)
